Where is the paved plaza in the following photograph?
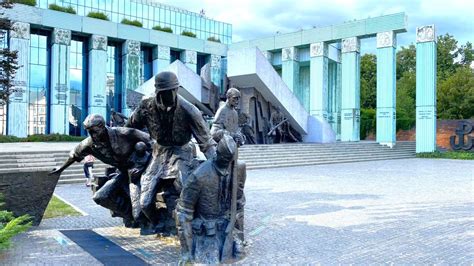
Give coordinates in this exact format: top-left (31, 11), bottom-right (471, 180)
top-left (1, 158), bottom-right (473, 264)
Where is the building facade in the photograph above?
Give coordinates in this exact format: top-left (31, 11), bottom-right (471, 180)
top-left (0, 2), bottom-right (437, 152)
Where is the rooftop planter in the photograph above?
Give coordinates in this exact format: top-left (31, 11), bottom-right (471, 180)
top-left (48, 3), bottom-right (76, 14)
top-left (152, 25), bottom-right (173, 33)
top-left (181, 30), bottom-right (196, 38)
top-left (121, 18), bottom-right (142, 27)
top-left (11, 0), bottom-right (36, 6)
top-left (207, 36), bottom-right (221, 43)
top-left (86, 11), bottom-right (109, 21)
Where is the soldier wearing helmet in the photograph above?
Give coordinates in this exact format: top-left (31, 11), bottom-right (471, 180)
top-left (126, 71), bottom-right (216, 233)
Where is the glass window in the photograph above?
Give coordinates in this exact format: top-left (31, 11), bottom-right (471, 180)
top-left (69, 39), bottom-right (86, 136)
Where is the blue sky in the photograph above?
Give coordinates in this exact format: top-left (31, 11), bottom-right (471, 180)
top-left (157, 0), bottom-right (473, 52)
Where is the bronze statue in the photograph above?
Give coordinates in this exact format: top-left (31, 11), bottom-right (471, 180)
top-left (176, 135), bottom-right (245, 264)
top-left (210, 88), bottom-right (244, 145)
top-left (126, 71), bottom-right (217, 234)
top-left (110, 108), bottom-right (128, 127)
top-left (269, 106), bottom-right (298, 143)
top-left (50, 114), bottom-right (153, 226)
top-left (239, 113), bottom-right (256, 145)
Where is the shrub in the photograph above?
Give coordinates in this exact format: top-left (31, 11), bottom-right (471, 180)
top-left (87, 11), bottom-right (109, 21)
top-left (0, 134), bottom-right (85, 143)
top-left (10, 0), bottom-right (36, 6)
top-left (360, 108), bottom-right (376, 140)
top-left (181, 30), bottom-right (196, 38)
top-left (416, 151), bottom-right (474, 160)
top-left (152, 25), bottom-right (173, 33)
top-left (0, 196), bottom-right (32, 250)
top-left (207, 36), bottom-right (221, 43)
top-left (121, 18), bottom-right (142, 27)
top-left (48, 4), bottom-right (76, 14)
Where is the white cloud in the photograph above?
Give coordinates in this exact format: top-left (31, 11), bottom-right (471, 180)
top-left (157, 0), bottom-right (474, 47)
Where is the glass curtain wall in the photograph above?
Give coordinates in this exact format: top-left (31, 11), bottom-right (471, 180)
top-left (140, 46), bottom-right (153, 84)
top-left (106, 42), bottom-right (121, 125)
top-left (36, 0), bottom-right (232, 44)
top-left (28, 32), bottom-right (49, 135)
top-left (69, 37), bottom-right (87, 136)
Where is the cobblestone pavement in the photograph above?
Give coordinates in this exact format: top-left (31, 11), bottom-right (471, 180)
top-left (1, 158), bottom-right (473, 264)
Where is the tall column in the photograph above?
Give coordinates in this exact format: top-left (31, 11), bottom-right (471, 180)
top-left (281, 47), bottom-right (299, 92)
top-left (152, 45), bottom-right (170, 75)
top-left (341, 37), bottom-right (361, 141)
top-left (309, 42), bottom-right (329, 120)
top-left (88, 35), bottom-right (108, 119)
top-left (328, 51), bottom-right (342, 140)
top-left (121, 40), bottom-right (141, 116)
top-left (49, 28), bottom-right (71, 134)
top-left (7, 22), bottom-right (30, 137)
top-left (416, 25), bottom-right (437, 153)
top-left (181, 50), bottom-right (197, 73)
top-left (210, 54), bottom-right (221, 89)
top-left (376, 31), bottom-right (397, 147)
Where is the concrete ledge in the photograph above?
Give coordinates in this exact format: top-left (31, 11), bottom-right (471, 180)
top-left (42, 9), bottom-right (82, 32)
top-left (82, 17), bottom-right (118, 38)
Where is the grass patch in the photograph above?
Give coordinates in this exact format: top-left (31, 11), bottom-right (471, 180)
top-left (152, 25), bottom-right (173, 33)
top-left (43, 195), bottom-right (82, 219)
top-left (0, 134), bottom-right (85, 143)
top-left (416, 150), bottom-right (474, 160)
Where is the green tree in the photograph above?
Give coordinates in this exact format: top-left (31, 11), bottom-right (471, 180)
top-left (396, 44), bottom-right (416, 79)
top-left (396, 71), bottom-right (416, 130)
top-left (360, 54), bottom-right (376, 109)
top-left (437, 67), bottom-right (474, 119)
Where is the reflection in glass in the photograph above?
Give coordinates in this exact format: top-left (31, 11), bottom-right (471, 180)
top-left (28, 34), bottom-right (48, 135)
top-left (69, 39), bottom-right (86, 136)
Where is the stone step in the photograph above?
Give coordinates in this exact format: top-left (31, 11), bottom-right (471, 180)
top-left (246, 155), bottom-right (416, 170)
top-left (239, 151), bottom-right (415, 161)
top-left (239, 147), bottom-right (415, 158)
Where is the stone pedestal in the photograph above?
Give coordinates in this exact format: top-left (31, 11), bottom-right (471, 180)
top-left (341, 37), bottom-right (360, 141)
top-left (416, 25), bottom-right (437, 153)
top-left (376, 31), bottom-right (397, 147)
top-left (88, 35), bottom-right (108, 119)
top-left (7, 22), bottom-right (30, 137)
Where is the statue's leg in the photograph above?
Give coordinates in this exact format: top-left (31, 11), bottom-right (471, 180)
top-left (139, 158), bottom-right (162, 227)
top-left (93, 172), bottom-right (132, 220)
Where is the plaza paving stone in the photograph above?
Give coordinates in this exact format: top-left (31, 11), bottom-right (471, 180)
top-left (1, 158), bottom-right (473, 264)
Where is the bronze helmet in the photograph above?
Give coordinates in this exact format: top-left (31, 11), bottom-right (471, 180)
top-left (154, 71), bottom-right (180, 93)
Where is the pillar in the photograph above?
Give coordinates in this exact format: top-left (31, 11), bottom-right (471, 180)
top-left (328, 49), bottom-right (342, 140)
top-left (152, 45), bottom-right (170, 75)
top-left (282, 47), bottom-right (299, 92)
top-left (88, 35), bottom-right (108, 119)
top-left (261, 51), bottom-right (273, 63)
top-left (7, 22), bottom-right (30, 137)
top-left (341, 37), bottom-right (360, 141)
top-left (121, 40), bottom-right (141, 116)
top-left (376, 31), bottom-right (397, 147)
top-left (181, 50), bottom-right (197, 73)
top-left (210, 54), bottom-right (221, 89)
top-left (309, 42), bottom-right (329, 120)
top-left (49, 28), bottom-right (71, 134)
top-left (416, 25), bottom-right (437, 153)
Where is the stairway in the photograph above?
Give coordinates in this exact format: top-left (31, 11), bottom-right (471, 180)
top-left (0, 141), bottom-right (416, 184)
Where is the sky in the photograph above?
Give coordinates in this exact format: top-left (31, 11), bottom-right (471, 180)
top-left (156, 0), bottom-right (474, 53)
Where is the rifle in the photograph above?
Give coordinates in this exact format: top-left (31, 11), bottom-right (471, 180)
top-left (221, 144), bottom-right (239, 262)
top-left (267, 118), bottom-right (288, 136)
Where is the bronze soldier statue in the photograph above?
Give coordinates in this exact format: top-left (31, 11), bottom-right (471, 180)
top-left (269, 106), bottom-right (298, 143)
top-left (210, 88), bottom-right (244, 145)
top-left (50, 114), bottom-right (153, 226)
top-left (210, 87), bottom-right (247, 258)
top-left (126, 71), bottom-right (216, 234)
top-left (176, 135), bottom-right (245, 264)
top-left (110, 108), bottom-right (128, 127)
